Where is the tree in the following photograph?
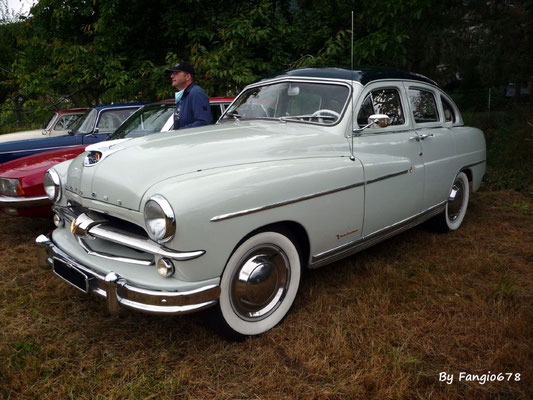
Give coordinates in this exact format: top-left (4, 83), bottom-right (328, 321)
top-left (2, 0), bottom-right (531, 121)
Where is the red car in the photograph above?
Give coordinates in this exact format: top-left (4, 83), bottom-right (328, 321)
top-left (0, 98), bottom-right (233, 217)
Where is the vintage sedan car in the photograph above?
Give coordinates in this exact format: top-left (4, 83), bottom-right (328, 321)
top-left (0, 108), bottom-right (88, 144)
top-left (0, 103), bottom-right (147, 164)
top-left (36, 68), bottom-right (486, 339)
top-left (0, 99), bottom-right (232, 217)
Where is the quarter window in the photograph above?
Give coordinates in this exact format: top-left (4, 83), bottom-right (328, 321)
top-left (357, 88), bottom-right (405, 127)
top-left (409, 89), bottom-right (439, 123)
top-left (441, 96), bottom-right (456, 123)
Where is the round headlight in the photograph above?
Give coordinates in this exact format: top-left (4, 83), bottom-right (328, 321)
top-left (43, 169), bottom-right (61, 202)
top-left (144, 195), bottom-right (175, 243)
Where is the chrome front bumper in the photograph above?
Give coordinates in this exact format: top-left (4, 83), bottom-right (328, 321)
top-left (36, 234), bottom-right (221, 315)
top-left (0, 194), bottom-right (50, 208)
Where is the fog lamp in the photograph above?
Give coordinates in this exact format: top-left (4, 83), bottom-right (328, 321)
top-left (53, 214), bottom-right (64, 228)
top-left (157, 258), bottom-right (175, 278)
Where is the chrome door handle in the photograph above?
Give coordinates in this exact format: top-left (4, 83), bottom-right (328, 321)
top-left (418, 133), bottom-right (434, 140)
top-left (409, 136), bottom-right (421, 141)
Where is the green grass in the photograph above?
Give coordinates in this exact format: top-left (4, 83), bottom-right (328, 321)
top-left (0, 106), bottom-right (531, 399)
top-left (1, 190), bottom-right (532, 399)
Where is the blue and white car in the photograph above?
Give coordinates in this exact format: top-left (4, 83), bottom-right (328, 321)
top-left (0, 103), bottom-right (147, 164)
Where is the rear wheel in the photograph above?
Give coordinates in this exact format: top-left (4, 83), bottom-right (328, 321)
top-left (432, 171), bottom-right (470, 232)
top-left (207, 230), bottom-right (301, 341)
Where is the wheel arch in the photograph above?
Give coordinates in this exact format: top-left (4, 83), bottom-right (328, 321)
top-left (460, 167), bottom-right (473, 183)
top-left (227, 220), bottom-right (311, 271)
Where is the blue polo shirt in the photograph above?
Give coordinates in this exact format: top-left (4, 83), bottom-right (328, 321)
top-left (173, 83), bottom-right (211, 129)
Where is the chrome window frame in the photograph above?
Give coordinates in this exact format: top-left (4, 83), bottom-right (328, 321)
top-left (220, 77), bottom-right (353, 128)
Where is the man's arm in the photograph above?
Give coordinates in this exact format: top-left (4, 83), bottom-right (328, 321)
top-left (182, 89), bottom-right (211, 128)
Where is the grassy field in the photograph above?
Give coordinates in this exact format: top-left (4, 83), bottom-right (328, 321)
top-left (1, 105), bottom-right (532, 399)
top-left (1, 187), bottom-right (532, 399)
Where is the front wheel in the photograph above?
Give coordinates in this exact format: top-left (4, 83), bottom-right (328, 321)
top-left (432, 171), bottom-right (470, 232)
top-left (207, 230), bottom-right (301, 340)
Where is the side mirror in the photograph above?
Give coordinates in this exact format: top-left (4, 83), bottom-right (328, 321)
top-left (68, 130), bottom-right (75, 135)
top-left (352, 113), bottom-right (390, 136)
top-left (368, 114), bottom-right (390, 128)
top-left (93, 127), bottom-right (99, 134)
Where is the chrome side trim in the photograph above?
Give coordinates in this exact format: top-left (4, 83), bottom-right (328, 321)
top-left (211, 181), bottom-right (365, 222)
top-left (310, 201), bottom-right (446, 268)
top-left (462, 160), bottom-right (486, 169)
top-left (0, 144), bottom-right (81, 155)
top-left (0, 195), bottom-right (50, 208)
top-left (366, 169), bottom-right (409, 184)
top-left (211, 169), bottom-right (410, 222)
top-left (35, 234), bottom-right (220, 315)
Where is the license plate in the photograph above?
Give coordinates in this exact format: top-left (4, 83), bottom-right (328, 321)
top-left (53, 258), bottom-right (90, 293)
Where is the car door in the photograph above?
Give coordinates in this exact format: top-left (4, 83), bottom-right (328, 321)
top-left (405, 84), bottom-right (456, 210)
top-left (352, 82), bottom-right (425, 236)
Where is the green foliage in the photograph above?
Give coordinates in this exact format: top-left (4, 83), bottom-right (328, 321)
top-left (463, 106), bottom-right (533, 192)
top-left (0, 0), bottom-right (531, 130)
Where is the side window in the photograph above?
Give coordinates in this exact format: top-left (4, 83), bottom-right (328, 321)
top-left (54, 114), bottom-right (81, 131)
top-left (210, 104), bottom-right (222, 124)
top-left (409, 89), bottom-right (439, 123)
top-left (441, 96), bottom-right (456, 123)
top-left (357, 88), bottom-right (405, 127)
top-left (97, 109), bottom-right (136, 131)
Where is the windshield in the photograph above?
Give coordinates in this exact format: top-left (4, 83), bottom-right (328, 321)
top-left (107, 103), bottom-right (174, 140)
top-left (220, 82), bottom-right (349, 125)
top-left (69, 109), bottom-right (97, 134)
top-left (43, 113), bottom-right (58, 130)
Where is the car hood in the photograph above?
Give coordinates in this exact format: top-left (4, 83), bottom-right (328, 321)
top-left (0, 145), bottom-right (86, 179)
top-left (0, 129), bottom-right (42, 144)
top-left (67, 121), bottom-right (347, 210)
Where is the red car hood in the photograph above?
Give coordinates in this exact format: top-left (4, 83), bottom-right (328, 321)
top-left (0, 145), bottom-right (86, 197)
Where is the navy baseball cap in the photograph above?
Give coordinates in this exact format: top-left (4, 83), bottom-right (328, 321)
top-left (165, 61), bottom-right (195, 76)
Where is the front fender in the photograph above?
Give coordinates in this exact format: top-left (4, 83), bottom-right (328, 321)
top-left (143, 156), bottom-right (365, 281)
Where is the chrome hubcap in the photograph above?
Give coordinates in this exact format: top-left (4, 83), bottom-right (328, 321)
top-left (230, 245), bottom-right (290, 321)
top-left (447, 178), bottom-right (465, 221)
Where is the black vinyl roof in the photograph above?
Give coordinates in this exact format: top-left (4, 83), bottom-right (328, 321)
top-left (263, 67), bottom-right (437, 87)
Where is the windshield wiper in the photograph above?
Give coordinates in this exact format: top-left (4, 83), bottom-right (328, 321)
top-left (279, 114), bottom-right (337, 122)
top-left (225, 110), bottom-right (242, 120)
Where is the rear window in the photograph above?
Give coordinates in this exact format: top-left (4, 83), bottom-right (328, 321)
top-left (409, 89), bottom-right (439, 123)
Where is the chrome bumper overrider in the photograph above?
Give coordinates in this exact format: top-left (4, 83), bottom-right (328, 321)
top-left (0, 195), bottom-right (50, 208)
top-left (36, 234), bottom-right (221, 314)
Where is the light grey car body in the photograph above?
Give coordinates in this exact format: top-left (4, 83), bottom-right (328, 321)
top-left (37, 68), bottom-right (486, 337)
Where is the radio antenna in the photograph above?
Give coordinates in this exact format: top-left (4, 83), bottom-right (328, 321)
top-left (349, 11), bottom-right (356, 161)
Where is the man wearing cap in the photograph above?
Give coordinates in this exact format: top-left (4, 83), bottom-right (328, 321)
top-left (166, 61), bottom-right (211, 129)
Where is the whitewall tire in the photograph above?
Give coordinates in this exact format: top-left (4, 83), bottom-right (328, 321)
top-left (433, 171), bottom-right (470, 232)
top-left (208, 230), bottom-right (301, 340)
